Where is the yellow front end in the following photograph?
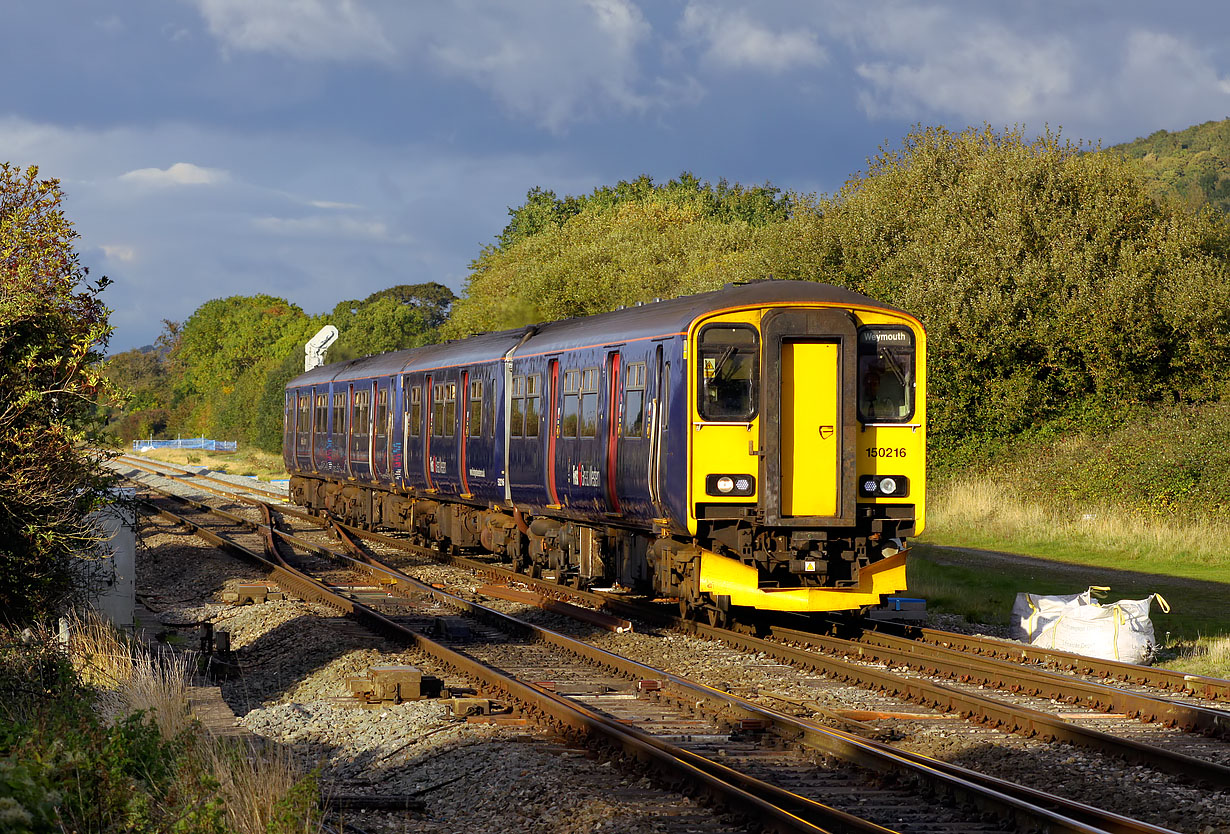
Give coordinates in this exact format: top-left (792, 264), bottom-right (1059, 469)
top-left (698, 547), bottom-right (909, 612)
top-left (685, 302), bottom-right (925, 614)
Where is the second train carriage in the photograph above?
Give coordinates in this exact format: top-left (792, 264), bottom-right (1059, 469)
top-left (284, 280), bottom-right (926, 621)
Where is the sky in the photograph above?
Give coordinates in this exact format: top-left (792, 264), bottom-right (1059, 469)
top-left (4, 1), bottom-right (1229, 353)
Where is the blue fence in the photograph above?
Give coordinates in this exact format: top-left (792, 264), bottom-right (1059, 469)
top-left (132, 437), bottom-right (238, 453)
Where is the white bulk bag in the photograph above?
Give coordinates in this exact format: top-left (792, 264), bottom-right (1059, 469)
top-left (1037, 594), bottom-right (1169, 664)
top-left (1010, 586), bottom-right (1107, 643)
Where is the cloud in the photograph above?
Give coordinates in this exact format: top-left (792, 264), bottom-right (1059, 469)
top-left (309, 199), bottom-right (363, 210)
top-left (839, 5), bottom-right (1230, 138)
top-left (418, 1), bottom-right (656, 132)
top-left (186, 0), bottom-right (666, 132)
top-left (252, 214), bottom-right (402, 242)
top-left (119, 162), bottom-right (228, 186)
top-left (680, 3), bottom-right (826, 73)
top-left (851, 10), bottom-right (1074, 123)
top-left (190, 0), bottom-right (395, 62)
top-left (101, 244), bottom-right (137, 263)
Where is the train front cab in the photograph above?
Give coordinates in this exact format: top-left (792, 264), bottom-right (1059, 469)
top-left (686, 303), bottom-right (926, 614)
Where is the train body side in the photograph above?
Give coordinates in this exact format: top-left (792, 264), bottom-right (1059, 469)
top-left (282, 281), bottom-right (926, 616)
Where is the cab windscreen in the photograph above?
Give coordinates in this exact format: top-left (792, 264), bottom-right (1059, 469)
top-left (698, 324), bottom-right (759, 421)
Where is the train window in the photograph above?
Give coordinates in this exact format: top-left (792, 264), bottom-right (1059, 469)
top-left (445, 382), bottom-right (457, 434)
top-left (333, 392), bottom-right (348, 436)
top-left (315, 394), bottom-right (327, 437)
top-left (296, 395), bottom-right (310, 448)
top-left (623, 362), bottom-right (646, 437)
top-left (432, 384), bottom-right (444, 436)
top-left (468, 379), bottom-right (483, 437)
top-left (351, 390), bottom-right (370, 460)
top-left (561, 369), bottom-right (580, 437)
top-left (410, 385), bottom-right (422, 437)
top-left (698, 325), bottom-right (758, 421)
top-left (857, 327), bottom-right (915, 422)
top-left (510, 375), bottom-right (525, 437)
top-left (352, 389), bottom-right (370, 443)
top-left (374, 388), bottom-right (388, 440)
top-left (579, 367), bottom-right (599, 437)
top-left (525, 374), bottom-right (541, 437)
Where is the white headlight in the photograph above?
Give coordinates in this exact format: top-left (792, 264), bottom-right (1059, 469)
top-left (863, 479), bottom-right (877, 493)
top-left (716, 476), bottom-right (735, 493)
top-left (879, 477), bottom-right (898, 495)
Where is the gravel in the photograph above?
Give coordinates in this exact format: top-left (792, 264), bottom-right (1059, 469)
top-left (127, 468), bottom-right (1229, 833)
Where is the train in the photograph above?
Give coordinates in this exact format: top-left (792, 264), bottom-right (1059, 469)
top-left (282, 280), bottom-right (926, 624)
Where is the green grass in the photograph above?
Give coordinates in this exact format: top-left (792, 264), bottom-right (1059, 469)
top-left (135, 447), bottom-right (289, 482)
top-left (913, 474), bottom-right (1230, 677)
top-left (908, 544), bottom-right (1228, 642)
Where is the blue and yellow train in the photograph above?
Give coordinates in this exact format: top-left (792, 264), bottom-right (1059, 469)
top-left (283, 280), bottom-right (926, 623)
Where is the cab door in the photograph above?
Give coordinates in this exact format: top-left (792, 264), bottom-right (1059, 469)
top-left (760, 308), bottom-right (858, 527)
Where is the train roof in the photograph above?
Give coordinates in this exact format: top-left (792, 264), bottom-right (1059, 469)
top-left (287, 280), bottom-right (903, 388)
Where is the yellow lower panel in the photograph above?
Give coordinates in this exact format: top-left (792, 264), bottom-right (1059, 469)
top-left (698, 549), bottom-right (908, 612)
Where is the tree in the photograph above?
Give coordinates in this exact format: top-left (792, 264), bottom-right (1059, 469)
top-left (169, 295), bottom-right (315, 440)
top-left (809, 125), bottom-right (1230, 450)
top-left (448, 175), bottom-right (795, 336)
top-left (0, 164), bottom-right (116, 622)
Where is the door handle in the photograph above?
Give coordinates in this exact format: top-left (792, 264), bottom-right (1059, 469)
top-left (748, 441), bottom-right (765, 458)
top-left (819, 425), bottom-right (835, 439)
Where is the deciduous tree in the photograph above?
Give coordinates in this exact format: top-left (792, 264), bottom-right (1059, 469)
top-left (0, 164), bottom-right (116, 622)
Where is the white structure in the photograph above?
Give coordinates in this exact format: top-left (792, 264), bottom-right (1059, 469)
top-left (305, 324), bottom-right (339, 371)
top-left (79, 487), bottom-right (137, 628)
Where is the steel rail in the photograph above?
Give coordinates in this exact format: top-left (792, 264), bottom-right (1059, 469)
top-left (130, 483), bottom-right (1145, 834)
top-left (687, 620), bottom-right (1230, 789)
top-left (121, 470), bottom-right (1208, 823)
top-left (770, 625), bottom-right (1230, 739)
top-left (116, 454), bottom-right (288, 502)
top-left (856, 621), bottom-right (1230, 702)
top-left (136, 493), bottom-right (841, 834)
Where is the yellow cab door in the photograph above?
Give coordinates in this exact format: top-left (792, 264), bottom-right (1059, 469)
top-left (760, 308), bottom-right (857, 527)
top-left (780, 340), bottom-right (840, 516)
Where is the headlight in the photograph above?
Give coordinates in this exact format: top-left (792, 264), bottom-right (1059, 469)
top-left (859, 475), bottom-right (909, 498)
top-left (705, 474), bottom-right (755, 497)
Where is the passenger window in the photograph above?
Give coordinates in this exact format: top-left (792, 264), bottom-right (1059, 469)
top-left (698, 325), bottom-right (758, 421)
top-left (444, 382), bottom-right (457, 434)
top-left (561, 369), bottom-right (580, 437)
top-left (858, 327), bottom-right (915, 422)
top-left (525, 374), bottom-right (541, 437)
top-left (623, 362), bottom-right (646, 437)
top-left (510, 375), bottom-right (525, 437)
top-left (468, 379), bottom-right (483, 437)
top-left (351, 390), bottom-right (370, 455)
top-left (432, 384), bottom-right (445, 436)
top-left (332, 392), bottom-right (348, 436)
top-left (580, 368), bottom-right (599, 437)
top-left (409, 385), bottom-right (422, 437)
top-left (374, 388), bottom-right (388, 440)
top-left (296, 395), bottom-right (310, 448)
top-left (315, 394), bottom-right (328, 437)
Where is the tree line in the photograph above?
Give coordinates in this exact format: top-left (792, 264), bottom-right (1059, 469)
top-left (9, 122), bottom-right (1230, 621)
top-left (98, 283), bottom-right (456, 452)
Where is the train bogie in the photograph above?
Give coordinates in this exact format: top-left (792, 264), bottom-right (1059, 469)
top-left (283, 281), bottom-right (926, 618)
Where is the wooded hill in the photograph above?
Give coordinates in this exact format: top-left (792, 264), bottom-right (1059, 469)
top-left (101, 122), bottom-right (1230, 521)
top-left (1109, 117), bottom-right (1230, 215)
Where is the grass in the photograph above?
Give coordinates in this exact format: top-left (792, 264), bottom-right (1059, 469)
top-left (134, 446), bottom-right (289, 482)
top-left (915, 477), bottom-right (1230, 676)
top-left (66, 612), bottom-right (321, 833)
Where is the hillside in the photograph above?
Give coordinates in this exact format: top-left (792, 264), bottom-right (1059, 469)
top-left (1109, 117), bottom-right (1230, 213)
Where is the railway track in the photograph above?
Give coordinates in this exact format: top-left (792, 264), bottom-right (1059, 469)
top-left (112, 454), bottom-right (1230, 832)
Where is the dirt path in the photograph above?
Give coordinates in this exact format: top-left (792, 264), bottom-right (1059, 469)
top-left (918, 543), bottom-right (1230, 595)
